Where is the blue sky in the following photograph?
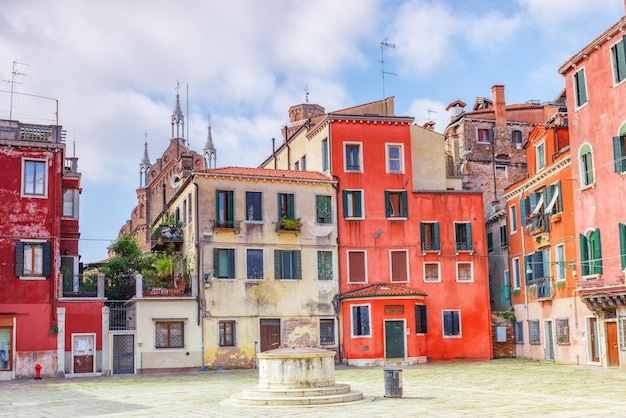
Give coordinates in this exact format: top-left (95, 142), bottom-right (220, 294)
top-left (0, 0), bottom-right (623, 263)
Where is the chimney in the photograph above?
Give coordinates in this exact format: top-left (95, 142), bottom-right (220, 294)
top-left (492, 85), bottom-right (506, 127)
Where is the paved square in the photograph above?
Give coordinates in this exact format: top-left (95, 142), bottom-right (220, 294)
top-left (1, 359), bottom-right (625, 417)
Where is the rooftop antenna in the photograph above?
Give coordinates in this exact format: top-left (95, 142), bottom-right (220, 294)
top-left (3, 60), bottom-right (29, 120)
top-left (427, 108), bottom-right (438, 120)
top-left (380, 38), bottom-right (398, 99)
top-left (186, 82), bottom-right (189, 147)
top-left (304, 84), bottom-right (310, 104)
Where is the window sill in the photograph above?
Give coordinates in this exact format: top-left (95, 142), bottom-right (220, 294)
top-left (579, 183), bottom-right (595, 192)
top-left (243, 220), bottom-right (264, 224)
top-left (387, 217), bottom-right (407, 220)
top-left (19, 276), bottom-right (47, 280)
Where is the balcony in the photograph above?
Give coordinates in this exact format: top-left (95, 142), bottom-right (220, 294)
top-left (455, 242), bottom-right (473, 253)
top-left (62, 273), bottom-right (102, 298)
top-left (421, 242), bottom-right (441, 252)
top-left (151, 223), bottom-right (183, 250)
top-left (276, 217), bottom-right (302, 234)
top-left (210, 219), bottom-right (241, 233)
top-left (578, 274), bottom-right (626, 290)
top-left (142, 276), bottom-right (192, 298)
top-left (0, 121), bottom-right (63, 143)
top-left (107, 303), bottom-right (136, 331)
top-left (534, 277), bottom-right (552, 300)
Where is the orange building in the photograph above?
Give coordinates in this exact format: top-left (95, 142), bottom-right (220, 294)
top-left (504, 107), bottom-right (589, 364)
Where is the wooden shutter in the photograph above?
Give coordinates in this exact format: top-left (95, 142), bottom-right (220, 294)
top-left (274, 250), bottom-right (282, 279)
top-left (228, 249), bottom-right (235, 278)
top-left (42, 242), bottom-right (52, 277)
top-left (579, 234), bottom-right (590, 276)
top-left (355, 192), bottom-right (362, 218)
top-left (534, 251), bottom-right (544, 279)
top-left (15, 242), bottom-right (24, 276)
top-left (349, 252), bottom-right (365, 282)
top-left (614, 136), bottom-right (625, 173)
top-left (401, 191), bottom-right (408, 217)
top-left (227, 190), bottom-right (234, 222)
top-left (213, 248), bottom-right (219, 277)
top-left (415, 305), bottom-right (427, 334)
top-left (384, 191), bottom-right (391, 217)
top-left (434, 222), bottom-right (440, 250)
top-left (294, 251), bottom-right (302, 279)
top-left (592, 229), bottom-right (602, 274)
top-left (520, 198), bottom-right (528, 226)
top-left (391, 251), bottom-right (407, 282)
top-left (465, 223), bottom-right (472, 250)
top-left (620, 223), bottom-right (626, 269)
top-left (420, 223), bottom-right (425, 249)
top-left (287, 194), bottom-right (295, 218)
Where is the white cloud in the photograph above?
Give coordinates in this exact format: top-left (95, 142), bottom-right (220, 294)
top-left (406, 98), bottom-right (449, 133)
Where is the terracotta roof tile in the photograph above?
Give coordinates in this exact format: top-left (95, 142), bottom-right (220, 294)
top-left (196, 166), bottom-right (333, 182)
top-left (340, 283), bottom-right (425, 300)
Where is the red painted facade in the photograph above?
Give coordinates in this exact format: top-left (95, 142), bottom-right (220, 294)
top-left (0, 120), bottom-right (103, 379)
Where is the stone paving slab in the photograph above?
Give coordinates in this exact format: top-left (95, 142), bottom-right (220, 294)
top-left (1, 359), bottom-right (626, 417)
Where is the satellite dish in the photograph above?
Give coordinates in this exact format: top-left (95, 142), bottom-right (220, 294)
top-left (170, 173), bottom-right (181, 188)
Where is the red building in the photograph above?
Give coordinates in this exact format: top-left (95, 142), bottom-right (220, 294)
top-left (0, 119), bottom-right (105, 380)
top-left (558, 12), bottom-right (626, 368)
top-left (262, 98), bottom-right (492, 365)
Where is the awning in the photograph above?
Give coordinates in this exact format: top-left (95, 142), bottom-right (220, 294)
top-left (531, 193), bottom-right (544, 214)
top-left (545, 184), bottom-right (560, 213)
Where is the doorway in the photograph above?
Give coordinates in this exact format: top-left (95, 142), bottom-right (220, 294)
top-left (260, 319), bottom-right (281, 352)
top-left (72, 334), bottom-right (95, 374)
top-left (112, 334), bottom-right (135, 374)
top-left (384, 320), bottom-right (405, 359)
top-left (588, 317), bottom-right (600, 363)
top-left (544, 320), bottom-right (554, 361)
top-left (607, 321), bottom-right (619, 367)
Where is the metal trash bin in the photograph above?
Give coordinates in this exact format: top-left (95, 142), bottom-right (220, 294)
top-left (384, 367), bottom-right (402, 397)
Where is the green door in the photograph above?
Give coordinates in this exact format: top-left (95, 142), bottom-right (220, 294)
top-left (385, 320), bottom-right (405, 359)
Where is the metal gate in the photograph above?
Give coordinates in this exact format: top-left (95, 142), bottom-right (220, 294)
top-left (112, 334), bottom-right (134, 374)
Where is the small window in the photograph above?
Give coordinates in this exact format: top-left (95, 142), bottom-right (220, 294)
top-left (613, 135), bottom-right (626, 173)
top-left (509, 205), bottom-right (518, 233)
top-left (515, 321), bottom-right (524, 343)
top-left (278, 193), bottom-right (296, 220)
top-left (214, 248), bottom-right (235, 279)
top-left (420, 222), bottom-right (440, 251)
top-left (345, 143), bottom-right (362, 172)
top-left (22, 160), bottom-right (47, 197)
top-left (424, 262), bottom-right (440, 282)
top-left (317, 251), bottom-right (333, 280)
top-left (487, 232), bottom-right (493, 253)
top-left (579, 143), bottom-right (595, 187)
top-left (246, 249), bottom-right (264, 280)
top-left (556, 244), bottom-right (566, 281)
top-left (573, 68), bottom-right (588, 108)
top-left (216, 190), bottom-right (234, 228)
top-left (245, 191), bottom-right (263, 221)
top-left (218, 320), bottom-right (236, 347)
top-left (319, 319), bottom-right (335, 345)
top-left (385, 191), bottom-right (407, 218)
top-left (351, 305), bottom-right (371, 337)
top-left (316, 195), bottom-right (332, 224)
top-left (512, 258), bottom-right (521, 289)
top-left (63, 189), bottom-right (79, 218)
top-left (322, 138), bottom-right (330, 172)
top-left (155, 321), bottom-right (184, 349)
top-left (443, 310), bottom-right (461, 337)
top-left (611, 37), bottom-right (626, 84)
top-left (477, 128), bottom-right (493, 143)
top-left (536, 142), bottom-right (546, 171)
top-left (454, 222), bottom-right (473, 252)
top-left (512, 130), bottom-right (523, 148)
top-left (15, 241), bottom-right (52, 278)
top-left (347, 251), bottom-right (366, 283)
top-left (390, 250), bottom-right (408, 282)
top-left (499, 224), bottom-right (508, 247)
top-left (343, 190), bottom-right (363, 219)
top-left (415, 305), bottom-right (427, 334)
top-left (294, 161), bottom-right (300, 171)
top-left (182, 199), bottom-right (187, 225)
top-left (556, 318), bottom-right (570, 345)
top-left (456, 262), bottom-right (473, 282)
top-left (386, 144), bottom-right (404, 173)
top-left (495, 165), bottom-right (507, 178)
top-left (301, 155), bottom-right (307, 171)
top-left (274, 250), bottom-right (301, 280)
top-left (529, 320), bottom-right (541, 345)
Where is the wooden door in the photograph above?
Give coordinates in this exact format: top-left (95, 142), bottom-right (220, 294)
top-left (260, 319), bottom-right (281, 352)
top-left (385, 320), bottom-right (405, 359)
top-left (607, 322), bottom-right (619, 367)
top-left (544, 320), bottom-right (554, 361)
top-left (589, 317), bottom-right (600, 362)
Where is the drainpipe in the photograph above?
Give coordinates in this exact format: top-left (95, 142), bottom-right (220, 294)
top-left (519, 186), bottom-right (529, 359)
top-left (193, 178), bottom-right (206, 371)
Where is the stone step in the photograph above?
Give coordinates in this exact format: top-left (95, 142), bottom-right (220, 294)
top-left (230, 390), bottom-right (364, 406)
top-left (241, 383), bottom-right (352, 398)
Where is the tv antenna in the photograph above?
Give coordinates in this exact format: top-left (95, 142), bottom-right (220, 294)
top-left (380, 38), bottom-right (398, 99)
top-left (3, 60), bottom-right (29, 120)
top-left (427, 108), bottom-right (438, 120)
top-left (304, 84), bottom-right (310, 104)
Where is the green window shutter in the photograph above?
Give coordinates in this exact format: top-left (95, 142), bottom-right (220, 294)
top-left (620, 223), bottom-right (626, 269)
top-left (525, 255), bottom-right (533, 284)
top-left (420, 223), bottom-right (425, 247)
top-left (288, 194), bottom-right (295, 218)
top-left (401, 191), bottom-right (408, 217)
top-left (576, 69), bottom-right (587, 105)
top-left (294, 251), bottom-right (302, 279)
top-left (277, 194), bottom-right (283, 220)
top-left (227, 191), bottom-right (234, 222)
top-left (535, 251), bottom-right (544, 278)
top-left (520, 198), bottom-right (528, 226)
top-left (215, 189), bottom-right (220, 220)
top-left (355, 191), bottom-right (362, 218)
top-left (14, 242), bottom-right (24, 276)
top-left (579, 234), bottom-right (590, 276)
top-left (617, 37), bottom-right (626, 82)
top-left (42, 242), bottom-right (52, 277)
top-left (556, 181), bottom-right (562, 212)
top-left (342, 190), bottom-right (348, 218)
top-left (434, 222), bottom-right (440, 250)
top-left (213, 248), bottom-right (219, 275)
top-left (465, 223), bottom-right (472, 250)
top-left (384, 191), bottom-right (391, 217)
top-left (592, 229), bottom-right (603, 274)
top-left (274, 250), bottom-right (282, 279)
top-left (228, 249), bottom-right (235, 278)
top-left (613, 136), bottom-right (622, 172)
top-left (487, 232), bottom-right (493, 252)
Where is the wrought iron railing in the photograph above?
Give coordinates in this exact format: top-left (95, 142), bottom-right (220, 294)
top-left (535, 277), bottom-right (552, 299)
top-left (421, 242), bottom-right (440, 252)
top-left (62, 274), bottom-right (98, 298)
top-left (107, 302), bottom-right (136, 331)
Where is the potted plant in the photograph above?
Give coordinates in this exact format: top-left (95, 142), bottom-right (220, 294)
top-left (279, 217), bottom-right (302, 231)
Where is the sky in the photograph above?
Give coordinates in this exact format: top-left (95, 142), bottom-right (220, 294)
top-left (1, 0), bottom-right (624, 263)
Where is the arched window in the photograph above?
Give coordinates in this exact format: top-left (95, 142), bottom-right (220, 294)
top-left (579, 143), bottom-right (594, 187)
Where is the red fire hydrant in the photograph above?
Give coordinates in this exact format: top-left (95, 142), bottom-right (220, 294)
top-left (35, 363), bottom-right (42, 380)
